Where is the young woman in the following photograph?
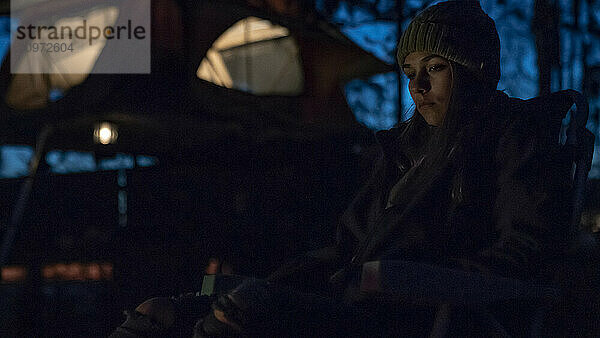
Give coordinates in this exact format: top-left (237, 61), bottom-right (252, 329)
top-left (112, 1), bottom-right (574, 336)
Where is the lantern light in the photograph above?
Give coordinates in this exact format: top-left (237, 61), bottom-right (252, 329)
top-left (94, 122), bottom-right (118, 145)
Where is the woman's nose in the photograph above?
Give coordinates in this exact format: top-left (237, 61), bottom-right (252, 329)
top-left (412, 71), bottom-right (430, 93)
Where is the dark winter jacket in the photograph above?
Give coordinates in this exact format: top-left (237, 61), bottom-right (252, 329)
top-left (268, 90), bottom-right (576, 290)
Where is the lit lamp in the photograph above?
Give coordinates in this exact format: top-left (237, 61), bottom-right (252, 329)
top-left (94, 122), bottom-right (118, 145)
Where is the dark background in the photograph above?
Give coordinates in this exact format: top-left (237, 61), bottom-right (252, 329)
top-left (0, 0), bottom-right (599, 336)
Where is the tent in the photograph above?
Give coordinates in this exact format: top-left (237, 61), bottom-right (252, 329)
top-left (0, 0), bottom-right (392, 153)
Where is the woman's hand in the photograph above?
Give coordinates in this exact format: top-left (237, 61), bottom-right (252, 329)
top-left (195, 297), bottom-right (243, 336)
top-left (212, 307), bottom-right (242, 331)
top-left (197, 279), bottom-right (272, 335)
top-left (135, 297), bottom-right (176, 328)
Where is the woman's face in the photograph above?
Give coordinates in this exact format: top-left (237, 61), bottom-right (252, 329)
top-left (402, 52), bottom-right (453, 126)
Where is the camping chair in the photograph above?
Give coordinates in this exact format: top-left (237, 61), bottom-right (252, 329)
top-left (358, 89), bottom-right (596, 337)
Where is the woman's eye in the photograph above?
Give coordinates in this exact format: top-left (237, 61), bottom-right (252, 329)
top-left (428, 64), bottom-right (446, 72)
top-left (405, 73), bottom-right (415, 80)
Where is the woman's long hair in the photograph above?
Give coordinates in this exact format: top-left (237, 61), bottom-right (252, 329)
top-left (397, 61), bottom-right (501, 206)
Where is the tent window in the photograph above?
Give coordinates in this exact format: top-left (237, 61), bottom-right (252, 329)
top-left (6, 6), bottom-right (119, 110)
top-left (197, 17), bottom-right (304, 96)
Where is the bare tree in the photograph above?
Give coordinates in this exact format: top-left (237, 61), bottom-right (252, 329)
top-left (532, 0), bottom-right (560, 95)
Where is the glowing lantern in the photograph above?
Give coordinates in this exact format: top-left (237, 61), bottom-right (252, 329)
top-left (94, 122), bottom-right (118, 145)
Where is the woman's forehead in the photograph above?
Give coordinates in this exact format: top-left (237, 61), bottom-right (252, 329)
top-left (402, 52), bottom-right (447, 67)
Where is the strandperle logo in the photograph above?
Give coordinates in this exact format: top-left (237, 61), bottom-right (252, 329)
top-left (11, 0), bottom-right (151, 74)
top-left (16, 20), bottom-right (147, 46)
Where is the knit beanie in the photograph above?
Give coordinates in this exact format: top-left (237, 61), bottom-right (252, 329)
top-left (397, 1), bottom-right (501, 89)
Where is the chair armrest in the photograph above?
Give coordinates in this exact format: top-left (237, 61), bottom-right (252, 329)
top-left (360, 260), bottom-right (560, 306)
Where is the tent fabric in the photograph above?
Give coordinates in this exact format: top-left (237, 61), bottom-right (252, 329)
top-left (7, 5), bottom-right (119, 110)
top-left (197, 17), bottom-right (304, 95)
